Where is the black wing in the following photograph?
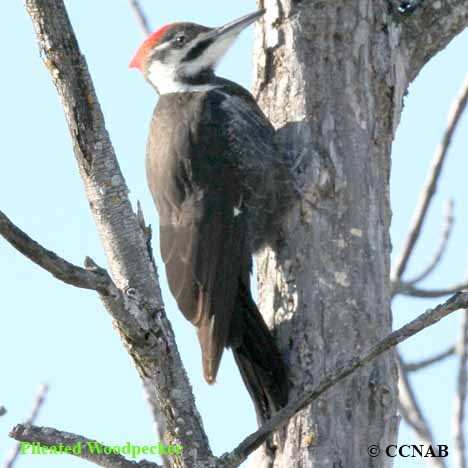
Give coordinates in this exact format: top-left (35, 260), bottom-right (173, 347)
top-left (146, 90), bottom-right (250, 383)
top-left (161, 180), bottom-right (247, 384)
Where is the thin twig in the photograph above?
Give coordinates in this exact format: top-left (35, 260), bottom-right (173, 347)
top-left (452, 309), bottom-right (468, 468)
top-left (391, 73), bottom-right (468, 281)
top-left (24, 384), bottom-right (48, 426)
top-left (4, 384), bottom-right (49, 468)
top-left (129, 0), bottom-right (151, 35)
top-left (406, 200), bottom-right (455, 285)
top-left (394, 280), bottom-right (468, 298)
top-left (398, 356), bottom-right (446, 468)
top-left (9, 424), bottom-right (160, 468)
top-left (220, 292), bottom-right (468, 467)
top-left (0, 209), bottom-right (112, 295)
top-left (404, 345), bottom-right (455, 372)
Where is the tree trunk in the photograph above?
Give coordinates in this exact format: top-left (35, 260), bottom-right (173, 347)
top-left (252, 2), bottom-right (403, 466)
top-left (15, 1), bottom-right (468, 467)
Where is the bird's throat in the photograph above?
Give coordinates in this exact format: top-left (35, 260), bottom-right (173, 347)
top-left (147, 63), bottom-right (218, 95)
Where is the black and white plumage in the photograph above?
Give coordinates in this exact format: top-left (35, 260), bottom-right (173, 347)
top-left (130, 10), bottom-right (290, 423)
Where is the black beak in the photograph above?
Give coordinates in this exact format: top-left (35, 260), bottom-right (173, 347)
top-left (210, 10), bottom-right (265, 40)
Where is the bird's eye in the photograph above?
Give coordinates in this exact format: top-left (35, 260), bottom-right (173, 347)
top-left (175, 35), bottom-right (186, 44)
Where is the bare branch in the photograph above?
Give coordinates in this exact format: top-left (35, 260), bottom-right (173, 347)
top-left (391, 73), bottom-right (468, 282)
top-left (129, 0), bottom-right (151, 35)
top-left (0, 209), bottom-right (112, 295)
top-left (398, 356), bottom-right (447, 468)
top-left (406, 200), bottom-right (455, 285)
top-left (23, 1), bottom-right (212, 464)
top-left (9, 424), bottom-right (160, 468)
top-left (394, 281), bottom-right (468, 298)
top-left (24, 384), bottom-right (48, 426)
top-left (220, 293), bottom-right (468, 467)
top-left (136, 200), bottom-right (154, 264)
top-left (5, 384), bottom-right (49, 468)
top-left (452, 309), bottom-right (468, 468)
top-left (404, 345), bottom-right (455, 372)
top-left (402, 1), bottom-right (468, 79)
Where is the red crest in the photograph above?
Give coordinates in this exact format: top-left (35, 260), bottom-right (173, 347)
top-left (129, 24), bottom-right (173, 70)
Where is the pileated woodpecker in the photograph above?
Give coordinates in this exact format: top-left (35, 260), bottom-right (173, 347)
top-left (130, 10), bottom-right (290, 423)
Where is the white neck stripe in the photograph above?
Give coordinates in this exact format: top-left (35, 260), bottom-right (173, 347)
top-left (147, 61), bottom-right (218, 94)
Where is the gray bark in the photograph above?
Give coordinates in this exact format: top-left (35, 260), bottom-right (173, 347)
top-left (251, 1), bottom-right (467, 467)
top-left (403, 0), bottom-right (468, 81)
top-left (23, 1), bottom-right (213, 467)
top-left (11, 0), bottom-right (468, 467)
top-left (220, 291), bottom-right (468, 468)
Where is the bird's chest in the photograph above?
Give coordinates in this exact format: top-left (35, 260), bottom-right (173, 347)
top-left (146, 94), bottom-right (241, 212)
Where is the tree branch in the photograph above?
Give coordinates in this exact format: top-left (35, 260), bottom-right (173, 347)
top-left (406, 200), bottom-right (454, 285)
top-left (220, 292), bottom-right (468, 467)
top-left (0, 209), bottom-right (112, 295)
top-left (9, 424), bottom-right (160, 468)
top-left (391, 73), bottom-right (468, 283)
top-left (404, 345), bottom-right (455, 372)
top-left (23, 1), bottom-right (212, 465)
top-left (10, 292), bottom-right (465, 468)
top-left (5, 384), bottom-right (49, 468)
top-left (452, 309), bottom-right (468, 468)
top-left (398, 356), bottom-right (446, 468)
top-left (401, 0), bottom-right (468, 79)
top-left (394, 280), bottom-right (468, 298)
top-left (129, 0), bottom-right (151, 35)
top-left (136, 200), bottom-right (154, 265)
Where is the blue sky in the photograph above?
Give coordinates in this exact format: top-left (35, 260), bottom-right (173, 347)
top-left (0, 1), bottom-right (467, 467)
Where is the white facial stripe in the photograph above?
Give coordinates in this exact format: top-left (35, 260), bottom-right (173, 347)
top-left (183, 33), bottom-right (237, 76)
top-left (153, 41), bottom-right (172, 51)
top-left (146, 31), bottom-right (238, 95)
top-left (148, 61), bottom-right (218, 94)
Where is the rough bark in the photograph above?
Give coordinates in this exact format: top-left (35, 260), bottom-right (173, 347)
top-left (15, 1), bottom-right (468, 467)
top-left (251, 1), bottom-right (466, 467)
top-left (10, 424), bottom-right (160, 468)
top-left (219, 291), bottom-right (468, 468)
top-left (23, 1), bottom-right (213, 467)
top-left (401, 0), bottom-right (468, 81)
top-left (0, 209), bottom-right (111, 294)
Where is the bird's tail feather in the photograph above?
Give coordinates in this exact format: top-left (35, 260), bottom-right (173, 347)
top-left (229, 281), bottom-right (289, 425)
